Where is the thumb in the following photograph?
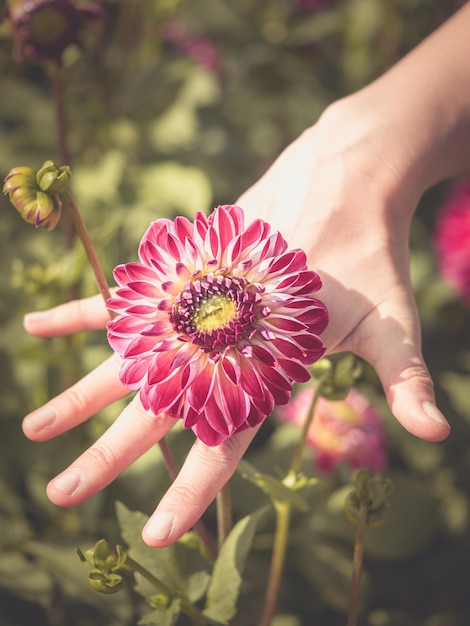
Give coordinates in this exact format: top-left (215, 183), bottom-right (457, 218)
top-left (354, 299), bottom-right (450, 442)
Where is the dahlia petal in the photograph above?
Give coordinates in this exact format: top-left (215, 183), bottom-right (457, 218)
top-left (213, 204), bottom-right (245, 235)
top-left (244, 404), bottom-right (266, 428)
top-left (192, 417), bottom-right (228, 446)
top-left (262, 315), bottom-right (308, 332)
top-left (268, 250), bottom-right (299, 275)
top-left (108, 331), bottom-right (136, 355)
top-left (205, 225), bottom-right (220, 259)
top-left (147, 350), bottom-right (181, 384)
top-left (257, 361), bottom-right (292, 392)
top-left (214, 372), bottom-right (249, 428)
top-left (271, 336), bottom-right (304, 360)
top-left (113, 264), bottom-right (130, 286)
top-left (128, 281), bottom-right (162, 299)
top-left (250, 344), bottom-right (277, 366)
top-left (221, 354), bottom-right (241, 385)
top-left (173, 215), bottom-right (194, 243)
top-left (125, 304), bottom-right (157, 316)
top-left (140, 320), bottom-right (172, 337)
top-left (120, 358), bottom-right (150, 388)
top-left (107, 315), bottom-right (150, 335)
top-left (239, 220), bottom-right (267, 254)
top-left (211, 205), bottom-right (237, 250)
top-left (124, 334), bottom-right (158, 358)
top-left (149, 373), bottom-right (186, 415)
top-left (125, 262), bottom-right (158, 282)
top-left (204, 396), bottom-right (232, 436)
top-left (276, 358), bottom-right (311, 383)
top-left (182, 405), bottom-right (200, 429)
top-left (288, 271), bottom-right (323, 295)
top-left (225, 235), bottom-right (243, 266)
top-left (187, 365), bottom-right (215, 411)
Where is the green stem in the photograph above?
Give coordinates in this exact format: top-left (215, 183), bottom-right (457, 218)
top-left (347, 500), bottom-right (368, 626)
top-left (125, 556), bottom-right (207, 625)
top-left (258, 501), bottom-right (291, 626)
top-left (289, 380), bottom-right (325, 477)
top-left (63, 189), bottom-right (115, 314)
top-left (259, 381), bottom-right (325, 626)
top-left (216, 483), bottom-right (232, 551)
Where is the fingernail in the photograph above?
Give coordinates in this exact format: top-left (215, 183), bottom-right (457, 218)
top-left (423, 402), bottom-right (450, 428)
top-left (24, 406), bottom-right (57, 432)
top-left (145, 513), bottom-right (176, 542)
top-left (52, 469), bottom-right (82, 496)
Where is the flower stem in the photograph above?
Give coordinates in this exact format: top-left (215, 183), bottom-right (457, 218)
top-left (48, 62), bottom-right (74, 248)
top-left (347, 499), bottom-right (368, 626)
top-left (216, 483), bottom-right (232, 551)
top-left (62, 189), bottom-right (115, 314)
top-left (258, 500), bottom-right (291, 626)
top-left (259, 381), bottom-right (325, 626)
top-left (289, 380), bottom-right (324, 477)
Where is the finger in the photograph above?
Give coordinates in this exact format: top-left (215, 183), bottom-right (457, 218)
top-left (348, 292), bottom-right (450, 442)
top-left (23, 294), bottom-right (112, 337)
top-left (46, 395), bottom-right (177, 507)
top-left (142, 426), bottom-right (260, 547)
top-left (22, 353), bottom-right (129, 441)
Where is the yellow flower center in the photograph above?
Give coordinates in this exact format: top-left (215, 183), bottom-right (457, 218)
top-left (193, 295), bottom-right (237, 332)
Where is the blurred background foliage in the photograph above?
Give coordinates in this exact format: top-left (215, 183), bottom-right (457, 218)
top-left (0, 0), bottom-right (469, 624)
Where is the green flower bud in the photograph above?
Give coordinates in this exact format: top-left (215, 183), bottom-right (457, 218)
top-left (3, 161), bottom-right (68, 231)
top-left (36, 160), bottom-right (72, 193)
top-left (344, 470), bottom-right (393, 528)
top-left (75, 540), bottom-right (131, 595)
top-left (88, 571), bottom-right (125, 594)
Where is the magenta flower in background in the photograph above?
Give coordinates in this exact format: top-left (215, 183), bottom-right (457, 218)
top-left (277, 386), bottom-right (387, 474)
top-left (163, 20), bottom-right (221, 75)
top-left (3, 0), bottom-right (104, 64)
top-left (107, 205), bottom-right (328, 446)
top-left (434, 177), bottom-right (470, 305)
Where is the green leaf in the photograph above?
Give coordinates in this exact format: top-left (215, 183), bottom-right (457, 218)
top-left (238, 460), bottom-right (310, 512)
top-left (115, 502), bottom-right (210, 602)
top-left (139, 598), bottom-right (182, 626)
top-left (203, 506), bottom-right (268, 624)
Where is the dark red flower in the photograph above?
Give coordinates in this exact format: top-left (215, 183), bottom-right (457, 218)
top-left (4, 0), bottom-right (104, 64)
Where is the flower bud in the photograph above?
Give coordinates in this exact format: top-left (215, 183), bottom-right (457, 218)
top-left (3, 160), bottom-right (68, 231)
top-left (75, 540), bottom-right (131, 595)
top-left (36, 160), bottom-right (72, 193)
top-left (344, 470), bottom-right (393, 528)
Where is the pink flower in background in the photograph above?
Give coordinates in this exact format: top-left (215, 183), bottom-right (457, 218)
top-left (163, 20), bottom-right (221, 75)
top-left (107, 205), bottom-right (328, 446)
top-left (277, 386), bottom-right (387, 473)
top-left (434, 177), bottom-right (470, 305)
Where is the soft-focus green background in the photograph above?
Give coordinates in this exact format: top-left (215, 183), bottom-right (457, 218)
top-left (1, 1), bottom-right (470, 625)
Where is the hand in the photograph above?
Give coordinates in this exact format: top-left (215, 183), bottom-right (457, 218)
top-left (22, 97), bottom-right (450, 548)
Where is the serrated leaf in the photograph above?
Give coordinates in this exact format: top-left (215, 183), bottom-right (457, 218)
top-left (238, 460), bottom-right (309, 512)
top-left (139, 598), bottom-right (181, 626)
top-left (203, 506), bottom-right (268, 624)
top-left (115, 502), bottom-right (210, 602)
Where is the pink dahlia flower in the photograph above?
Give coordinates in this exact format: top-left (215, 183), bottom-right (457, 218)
top-left (107, 205), bottom-right (328, 446)
top-left (277, 386), bottom-right (387, 474)
top-left (434, 177), bottom-right (470, 305)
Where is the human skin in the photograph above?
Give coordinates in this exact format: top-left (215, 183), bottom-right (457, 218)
top-left (22, 3), bottom-right (470, 546)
